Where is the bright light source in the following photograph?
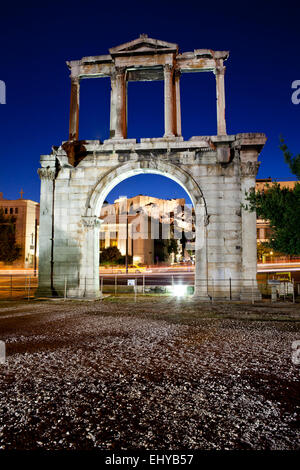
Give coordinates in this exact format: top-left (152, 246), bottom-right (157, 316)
top-left (173, 284), bottom-right (186, 297)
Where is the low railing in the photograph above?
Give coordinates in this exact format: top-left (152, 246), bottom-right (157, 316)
top-left (0, 274), bottom-right (298, 303)
top-left (0, 274), bottom-right (38, 300)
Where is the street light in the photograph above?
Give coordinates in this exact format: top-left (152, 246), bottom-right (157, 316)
top-left (172, 284), bottom-right (187, 297)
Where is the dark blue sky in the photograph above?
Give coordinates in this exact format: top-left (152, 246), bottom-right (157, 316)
top-left (0, 0), bottom-right (299, 204)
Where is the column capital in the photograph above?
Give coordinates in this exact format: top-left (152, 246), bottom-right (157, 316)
top-left (38, 168), bottom-right (56, 180)
top-left (164, 63), bottom-right (174, 73)
top-left (81, 216), bottom-right (102, 229)
top-left (115, 66), bottom-right (127, 76)
top-left (214, 65), bottom-right (226, 76)
top-left (110, 70), bottom-right (117, 81)
top-left (240, 161), bottom-right (260, 177)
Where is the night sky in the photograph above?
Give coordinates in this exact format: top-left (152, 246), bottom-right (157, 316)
top-left (0, 0), bottom-right (299, 204)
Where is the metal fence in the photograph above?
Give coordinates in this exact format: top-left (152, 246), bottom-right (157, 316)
top-left (0, 274), bottom-right (38, 300)
top-left (0, 274), bottom-right (298, 302)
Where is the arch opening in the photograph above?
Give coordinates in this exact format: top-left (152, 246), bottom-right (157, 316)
top-left (88, 160), bottom-right (206, 218)
top-left (99, 173), bottom-right (196, 267)
top-left (127, 81), bottom-right (164, 139)
top-left (180, 72), bottom-right (216, 139)
top-left (81, 159), bottom-right (208, 299)
top-left (79, 77), bottom-right (111, 141)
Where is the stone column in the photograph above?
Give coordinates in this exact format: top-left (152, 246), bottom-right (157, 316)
top-left (174, 70), bottom-right (182, 137)
top-left (215, 65), bottom-right (226, 136)
top-left (110, 72), bottom-right (117, 138)
top-left (114, 67), bottom-right (127, 139)
top-left (36, 167), bottom-right (56, 297)
top-left (240, 160), bottom-right (260, 298)
top-left (193, 202), bottom-right (210, 299)
top-left (69, 77), bottom-right (80, 141)
top-left (80, 216), bottom-right (102, 299)
top-left (164, 64), bottom-right (175, 137)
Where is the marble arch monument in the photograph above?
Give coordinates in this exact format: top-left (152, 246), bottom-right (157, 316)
top-left (37, 35), bottom-right (266, 299)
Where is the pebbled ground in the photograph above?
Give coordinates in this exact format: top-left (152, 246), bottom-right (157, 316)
top-left (0, 298), bottom-right (299, 450)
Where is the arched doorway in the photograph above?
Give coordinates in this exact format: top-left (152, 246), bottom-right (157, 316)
top-left (80, 158), bottom-right (208, 299)
top-left (37, 36), bottom-right (267, 301)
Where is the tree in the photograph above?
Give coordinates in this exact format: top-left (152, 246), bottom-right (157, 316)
top-left (245, 138), bottom-right (300, 256)
top-left (279, 136), bottom-right (300, 179)
top-left (167, 238), bottom-right (178, 256)
top-left (154, 239), bottom-right (167, 262)
top-left (100, 246), bottom-right (122, 263)
top-left (0, 209), bottom-right (21, 262)
top-left (257, 241), bottom-right (273, 261)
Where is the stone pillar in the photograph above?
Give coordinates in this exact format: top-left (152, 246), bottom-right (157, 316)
top-left (80, 216), bottom-right (102, 299)
top-left (174, 70), bottom-right (182, 137)
top-left (164, 64), bottom-right (175, 137)
top-left (69, 77), bottom-right (80, 141)
top-left (114, 67), bottom-right (127, 139)
top-left (215, 65), bottom-right (226, 136)
top-left (193, 202), bottom-right (210, 299)
top-left (240, 160), bottom-right (261, 299)
top-left (36, 166), bottom-right (56, 297)
top-left (110, 72), bottom-right (117, 138)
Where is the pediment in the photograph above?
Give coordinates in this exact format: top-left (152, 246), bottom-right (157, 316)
top-left (109, 35), bottom-right (178, 56)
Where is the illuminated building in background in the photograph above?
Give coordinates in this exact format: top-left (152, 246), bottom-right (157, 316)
top-left (0, 192), bottom-right (39, 268)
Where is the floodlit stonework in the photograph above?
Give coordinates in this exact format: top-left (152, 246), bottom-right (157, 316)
top-left (37, 35), bottom-right (266, 299)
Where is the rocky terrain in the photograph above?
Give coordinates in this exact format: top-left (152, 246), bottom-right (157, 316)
top-left (0, 298), bottom-right (299, 450)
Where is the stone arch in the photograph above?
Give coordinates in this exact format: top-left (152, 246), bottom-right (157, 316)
top-left (80, 158), bottom-right (208, 299)
top-left (86, 158), bottom-right (207, 217)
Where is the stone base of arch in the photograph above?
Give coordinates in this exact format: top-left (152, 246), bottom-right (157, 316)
top-left (193, 280), bottom-right (210, 301)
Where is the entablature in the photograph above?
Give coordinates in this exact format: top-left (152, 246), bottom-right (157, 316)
top-left (66, 34), bottom-right (229, 80)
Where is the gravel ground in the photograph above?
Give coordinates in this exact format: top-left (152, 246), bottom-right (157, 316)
top-left (0, 298), bottom-right (299, 450)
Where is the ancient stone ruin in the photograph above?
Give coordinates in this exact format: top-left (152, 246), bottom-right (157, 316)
top-left (37, 35), bottom-right (266, 299)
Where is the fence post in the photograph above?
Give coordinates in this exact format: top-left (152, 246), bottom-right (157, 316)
top-left (64, 277), bottom-right (67, 301)
top-left (293, 279), bottom-right (295, 304)
top-left (115, 274), bottom-right (117, 295)
top-left (143, 274), bottom-right (145, 295)
top-left (10, 275), bottom-right (13, 299)
top-left (211, 278), bottom-right (214, 302)
top-left (251, 278), bottom-right (254, 305)
top-left (28, 276), bottom-right (31, 301)
top-left (101, 276), bottom-right (103, 294)
top-left (135, 277), bottom-right (137, 302)
top-left (229, 277), bottom-right (232, 301)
